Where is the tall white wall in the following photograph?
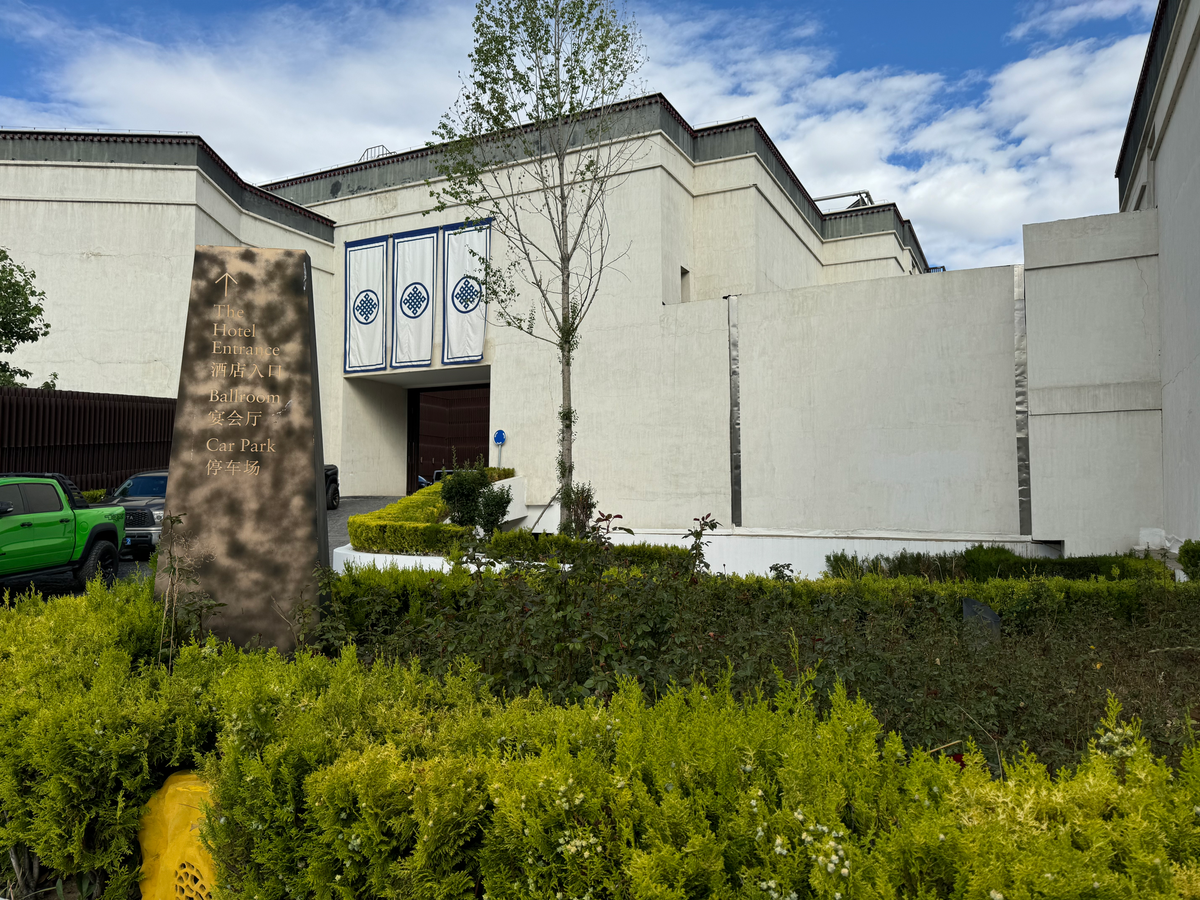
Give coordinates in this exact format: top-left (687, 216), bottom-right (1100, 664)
top-left (1024, 211), bottom-right (1163, 554)
top-left (315, 131), bottom-right (927, 505)
top-left (739, 267), bottom-right (1022, 536)
top-left (1154, 9), bottom-right (1200, 543)
top-left (0, 160), bottom-right (340, 465)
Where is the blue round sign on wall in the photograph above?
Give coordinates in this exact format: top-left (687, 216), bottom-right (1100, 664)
top-left (493, 429), bottom-right (506, 446)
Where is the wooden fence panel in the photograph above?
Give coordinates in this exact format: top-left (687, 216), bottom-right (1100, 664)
top-left (0, 387), bottom-right (176, 491)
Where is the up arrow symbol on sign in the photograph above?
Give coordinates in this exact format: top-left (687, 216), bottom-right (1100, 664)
top-left (215, 273), bottom-right (238, 297)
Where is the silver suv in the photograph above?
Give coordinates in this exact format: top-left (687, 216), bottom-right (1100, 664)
top-left (107, 469), bottom-right (167, 561)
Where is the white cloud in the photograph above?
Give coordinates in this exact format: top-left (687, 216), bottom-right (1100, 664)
top-left (1010, 0), bottom-right (1156, 39)
top-left (0, 0), bottom-right (475, 182)
top-left (0, 0), bottom-right (1151, 268)
top-left (644, 8), bottom-right (1148, 268)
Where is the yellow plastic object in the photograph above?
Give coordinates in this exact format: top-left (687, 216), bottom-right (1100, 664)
top-left (138, 772), bottom-right (217, 900)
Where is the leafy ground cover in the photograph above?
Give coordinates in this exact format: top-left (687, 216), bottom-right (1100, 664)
top-left (308, 561), bottom-right (1200, 772)
top-left (2, 559), bottom-right (1199, 900)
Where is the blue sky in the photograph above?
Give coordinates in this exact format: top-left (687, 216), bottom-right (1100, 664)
top-left (0, 0), bottom-right (1156, 268)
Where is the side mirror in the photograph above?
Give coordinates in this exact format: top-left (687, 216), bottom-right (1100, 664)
top-left (0, 500), bottom-right (13, 516)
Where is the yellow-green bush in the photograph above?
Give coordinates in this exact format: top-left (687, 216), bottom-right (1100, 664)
top-left (347, 519), bottom-right (471, 555)
top-left (347, 483), bottom-right (466, 554)
top-left (81, 488), bottom-right (106, 504)
top-left (361, 482), bottom-right (449, 525)
top-left (4, 583), bottom-right (1200, 900)
top-left (198, 654), bottom-right (1200, 900)
top-left (0, 578), bottom-right (239, 900)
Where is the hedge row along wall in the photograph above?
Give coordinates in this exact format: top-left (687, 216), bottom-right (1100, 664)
top-left (310, 564), bottom-right (1200, 772)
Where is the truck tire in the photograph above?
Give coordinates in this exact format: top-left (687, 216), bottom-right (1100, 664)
top-left (327, 483), bottom-right (340, 510)
top-left (74, 540), bottom-right (118, 592)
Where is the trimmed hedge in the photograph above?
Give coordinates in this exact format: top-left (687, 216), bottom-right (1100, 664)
top-left (81, 488), bottom-right (106, 504)
top-left (347, 519), bottom-right (471, 556)
top-left (487, 529), bottom-right (691, 568)
top-left (484, 466), bottom-right (515, 482)
top-left (306, 565), bottom-right (1200, 771)
top-left (347, 483), bottom-right (467, 555)
top-left (826, 543), bottom-right (1172, 581)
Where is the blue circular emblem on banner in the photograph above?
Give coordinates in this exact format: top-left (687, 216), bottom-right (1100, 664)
top-left (451, 276), bottom-right (483, 313)
top-left (494, 429), bottom-right (506, 446)
top-left (399, 282), bottom-right (430, 319)
top-left (352, 289), bottom-right (380, 325)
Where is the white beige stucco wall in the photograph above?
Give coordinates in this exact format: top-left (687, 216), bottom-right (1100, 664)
top-left (1024, 210), bottom-right (1164, 554)
top-left (0, 159), bottom-right (340, 465)
top-left (310, 130), bottom-right (928, 500)
top-left (739, 267), bottom-right (1022, 536)
top-left (1153, 3), bottom-right (1200, 543)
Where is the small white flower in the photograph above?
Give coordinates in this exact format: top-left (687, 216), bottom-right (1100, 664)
top-left (939, 834), bottom-right (945, 841)
top-left (1093, 883), bottom-right (1100, 889)
top-left (835, 894), bottom-right (842, 900)
top-left (841, 868), bottom-right (849, 877)
top-left (827, 863), bottom-right (835, 873)
top-left (989, 892), bottom-right (1004, 900)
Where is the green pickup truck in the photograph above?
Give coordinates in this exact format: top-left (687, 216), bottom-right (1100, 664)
top-left (0, 473), bottom-right (125, 591)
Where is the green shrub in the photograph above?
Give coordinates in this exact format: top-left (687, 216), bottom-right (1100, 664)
top-left (1180, 539), bottom-right (1200, 582)
top-left (81, 488), bottom-right (106, 504)
top-left (0, 578), bottom-right (237, 900)
top-left (483, 466), bottom-right (515, 482)
top-left (198, 656), bottom-right (1200, 900)
top-left (487, 529), bottom-right (690, 568)
top-left (346, 519), bottom-right (470, 555)
top-left (440, 465), bottom-right (512, 535)
top-left (360, 482), bottom-right (447, 525)
top-left (4, 581), bottom-right (1200, 900)
top-left (826, 544), bottom-right (1172, 581)
top-left (346, 484), bottom-right (466, 554)
top-left (312, 564), bottom-right (1200, 770)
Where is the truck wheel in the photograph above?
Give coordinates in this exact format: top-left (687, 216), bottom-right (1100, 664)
top-left (327, 483), bottom-right (340, 510)
top-left (75, 541), bottom-right (118, 592)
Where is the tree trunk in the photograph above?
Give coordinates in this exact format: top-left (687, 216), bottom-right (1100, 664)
top-left (560, 281), bottom-right (573, 502)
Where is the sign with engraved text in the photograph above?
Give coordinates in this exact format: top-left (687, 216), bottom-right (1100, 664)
top-left (158, 246), bottom-right (328, 650)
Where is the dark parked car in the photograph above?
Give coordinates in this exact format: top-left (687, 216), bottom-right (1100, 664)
top-left (106, 469), bottom-right (167, 561)
top-left (325, 465), bottom-right (340, 509)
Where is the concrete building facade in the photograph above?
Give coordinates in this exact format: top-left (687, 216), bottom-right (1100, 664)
top-left (1, 0), bottom-right (1196, 562)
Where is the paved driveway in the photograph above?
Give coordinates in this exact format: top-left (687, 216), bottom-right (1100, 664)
top-left (326, 495), bottom-right (393, 555)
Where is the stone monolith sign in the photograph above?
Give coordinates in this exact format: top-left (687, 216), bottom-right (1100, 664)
top-left (158, 246), bottom-right (328, 650)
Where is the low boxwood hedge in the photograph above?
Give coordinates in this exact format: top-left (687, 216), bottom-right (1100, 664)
top-left (347, 519), bottom-right (471, 556)
top-left (487, 529), bottom-right (691, 568)
top-left (347, 484), bottom-right (467, 555)
top-left (304, 563), bottom-right (1200, 772)
top-left (826, 543), bottom-right (1173, 581)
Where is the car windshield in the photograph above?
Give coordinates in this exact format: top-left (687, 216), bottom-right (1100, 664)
top-left (115, 475), bottom-right (167, 498)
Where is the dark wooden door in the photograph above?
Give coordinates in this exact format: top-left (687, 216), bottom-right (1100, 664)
top-left (406, 384), bottom-right (490, 494)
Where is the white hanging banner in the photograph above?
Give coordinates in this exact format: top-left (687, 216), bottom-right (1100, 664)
top-left (391, 228), bottom-right (437, 368)
top-left (442, 222), bottom-right (490, 364)
top-left (345, 237), bottom-right (387, 372)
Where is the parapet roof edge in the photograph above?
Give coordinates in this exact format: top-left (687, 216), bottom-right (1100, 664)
top-left (260, 93), bottom-right (819, 213)
top-left (0, 129), bottom-right (336, 230)
top-left (1114, 0), bottom-right (1182, 201)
